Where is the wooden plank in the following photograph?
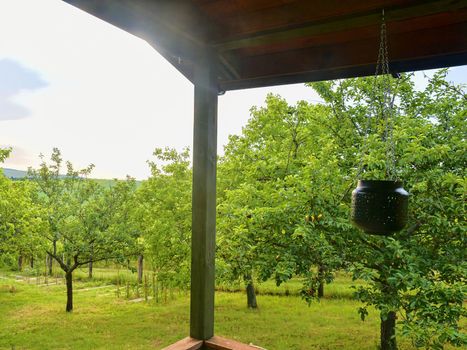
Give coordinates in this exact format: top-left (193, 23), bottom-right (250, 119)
top-left (196, 0), bottom-right (297, 19)
top-left (190, 52), bottom-right (218, 340)
top-left (236, 21), bottom-right (467, 79)
top-left (234, 10), bottom-right (467, 57)
top-left (219, 52), bottom-right (467, 91)
top-left (65, 1), bottom-right (202, 58)
top-left (198, 0), bottom-right (411, 28)
top-left (206, 0), bottom-right (413, 37)
top-left (162, 336), bottom-right (265, 350)
top-left (213, 0), bottom-right (467, 51)
top-left (64, 0), bottom-right (223, 83)
top-left (162, 337), bottom-right (203, 350)
top-left (65, 0), bottom-right (467, 90)
top-left (205, 336), bottom-right (266, 350)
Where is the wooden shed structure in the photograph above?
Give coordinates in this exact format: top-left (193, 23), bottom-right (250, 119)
top-left (63, 1), bottom-right (467, 349)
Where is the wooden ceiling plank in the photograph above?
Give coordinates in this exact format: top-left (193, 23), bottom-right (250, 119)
top-left (214, 0), bottom-right (467, 51)
top-left (234, 10), bottom-right (467, 57)
top-left (220, 52), bottom-right (467, 91)
top-left (236, 22), bottom-right (467, 79)
top-left (218, 55), bottom-right (241, 80)
top-left (211, 0), bottom-right (413, 37)
top-left (65, 0), bottom-right (235, 83)
top-left (195, 0), bottom-right (297, 18)
top-left (64, 1), bottom-right (200, 61)
top-left (64, 0), bottom-right (467, 91)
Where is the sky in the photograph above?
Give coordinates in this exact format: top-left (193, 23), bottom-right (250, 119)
top-left (0, 0), bottom-right (466, 179)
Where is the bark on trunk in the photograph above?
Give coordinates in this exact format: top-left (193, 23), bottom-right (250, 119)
top-left (246, 282), bottom-right (257, 309)
top-left (317, 281), bottom-right (324, 298)
top-left (48, 240), bottom-right (56, 276)
top-left (88, 260), bottom-right (93, 279)
top-left (65, 272), bottom-right (73, 312)
top-left (18, 254), bottom-right (23, 271)
top-left (88, 246), bottom-right (93, 279)
top-left (317, 265), bottom-right (325, 298)
top-left (47, 254), bottom-right (53, 275)
top-left (245, 275), bottom-right (257, 309)
top-left (380, 311), bottom-right (397, 350)
top-left (137, 255), bottom-right (144, 284)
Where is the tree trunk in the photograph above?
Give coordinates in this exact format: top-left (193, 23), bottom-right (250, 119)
top-left (244, 275), bottom-right (258, 309)
top-left (317, 265), bottom-right (325, 298)
top-left (137, 254), bottom-right (144, 284)
top-left (65, 272), bottom-right (73, 312)
top-left (246, 282), bottom-right (258, 309)
top-left (380, 311), bottom-right (397, 350)
top-left (47, 254), bottom-right (53, 275)
top-left (48, 241), bottom-right (56, 276)
top-left (18, 254), bottom-right (23, 271)
top-left (88, 245), bottom-right (93, 279)
top-left (30, 256), bottom-right (34, 269)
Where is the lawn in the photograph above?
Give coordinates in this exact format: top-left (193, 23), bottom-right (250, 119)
top-left (0, 271), bottom-right (457, 349)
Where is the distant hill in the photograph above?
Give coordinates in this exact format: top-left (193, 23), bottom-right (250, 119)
top-left (1, 167), bottom-right (142, 187)
top-left (1, 167), bottom-right (28, 179)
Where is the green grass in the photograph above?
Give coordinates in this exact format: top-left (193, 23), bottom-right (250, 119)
top-left (0, 271), bottom-right (462, 349)
top-left (0, 278), bottom-right (187, 349)
top-left (218, 271), bottom-right (361, 299)
top-left (18, 265), bottom-right (142, 285)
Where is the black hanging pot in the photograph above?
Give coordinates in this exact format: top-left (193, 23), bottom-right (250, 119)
top-left (351, 180), bottom-right (409, 235)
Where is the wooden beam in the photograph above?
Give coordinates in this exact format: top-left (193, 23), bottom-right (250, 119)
top-left (163, 336), bottom-right (264, 350)
top-left (218, 55), bottom-right (241, 81)
top-left (197, 0), bottom-right (297, 18)
top-left (64, 0), bottom-right (228, 83)
top-left (219, 52), bottom-right (467, 91)
top-left (213, 0), bottom-right (467, 51)
top-left (233, 21), bottom-right (467, 80)
top-left (201, 0), bottom-right (410, 35)
top-left (205, 336), bottom-right (265, 350)
top-left (190, 52), bottom-right (218, 341)
top-left (162, 337), bottom-right (203, 350)
top-left (234, 10), bottom-right (467, 57)
top-left (64, 0), bottom-right (202, 59)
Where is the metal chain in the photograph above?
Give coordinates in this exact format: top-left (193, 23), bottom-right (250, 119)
top-left (379, 10), bottom-right (397, 180)
top-left (342, 10), bottom-right (398, 200)
top-left (360, 9), bottom-right (397, 180)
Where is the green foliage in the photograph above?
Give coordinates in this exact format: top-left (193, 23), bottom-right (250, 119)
top-left (0, 150), bottom-right (45, 264)
top-left (217, 94), bottom-right (351, 296)
top-left (218, 71), bottom-right (466, 348)
top-left (27, 148), bottom-right (137, 307)
top-left (135, 147), bottom-right (192, 288)
top-left (310, 70), bottom-right (466, 348)
top-left (0, 147), bottom-right (11, 164)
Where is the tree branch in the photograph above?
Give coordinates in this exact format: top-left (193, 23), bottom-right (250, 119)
top-left (46, 250), bottom-right (68, 272)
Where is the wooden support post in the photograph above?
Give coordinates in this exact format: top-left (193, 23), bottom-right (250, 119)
top-left (190, 54), bottom-right (218, 340)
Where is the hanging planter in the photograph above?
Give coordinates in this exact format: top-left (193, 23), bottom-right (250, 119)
top-left (351, 180), bottom-right (408, 235)
top-left (350, 10), bottom-right (409, 235)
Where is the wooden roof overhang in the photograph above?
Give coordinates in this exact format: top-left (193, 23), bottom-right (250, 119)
top-left (64, 0), bottom-right (467, 92)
